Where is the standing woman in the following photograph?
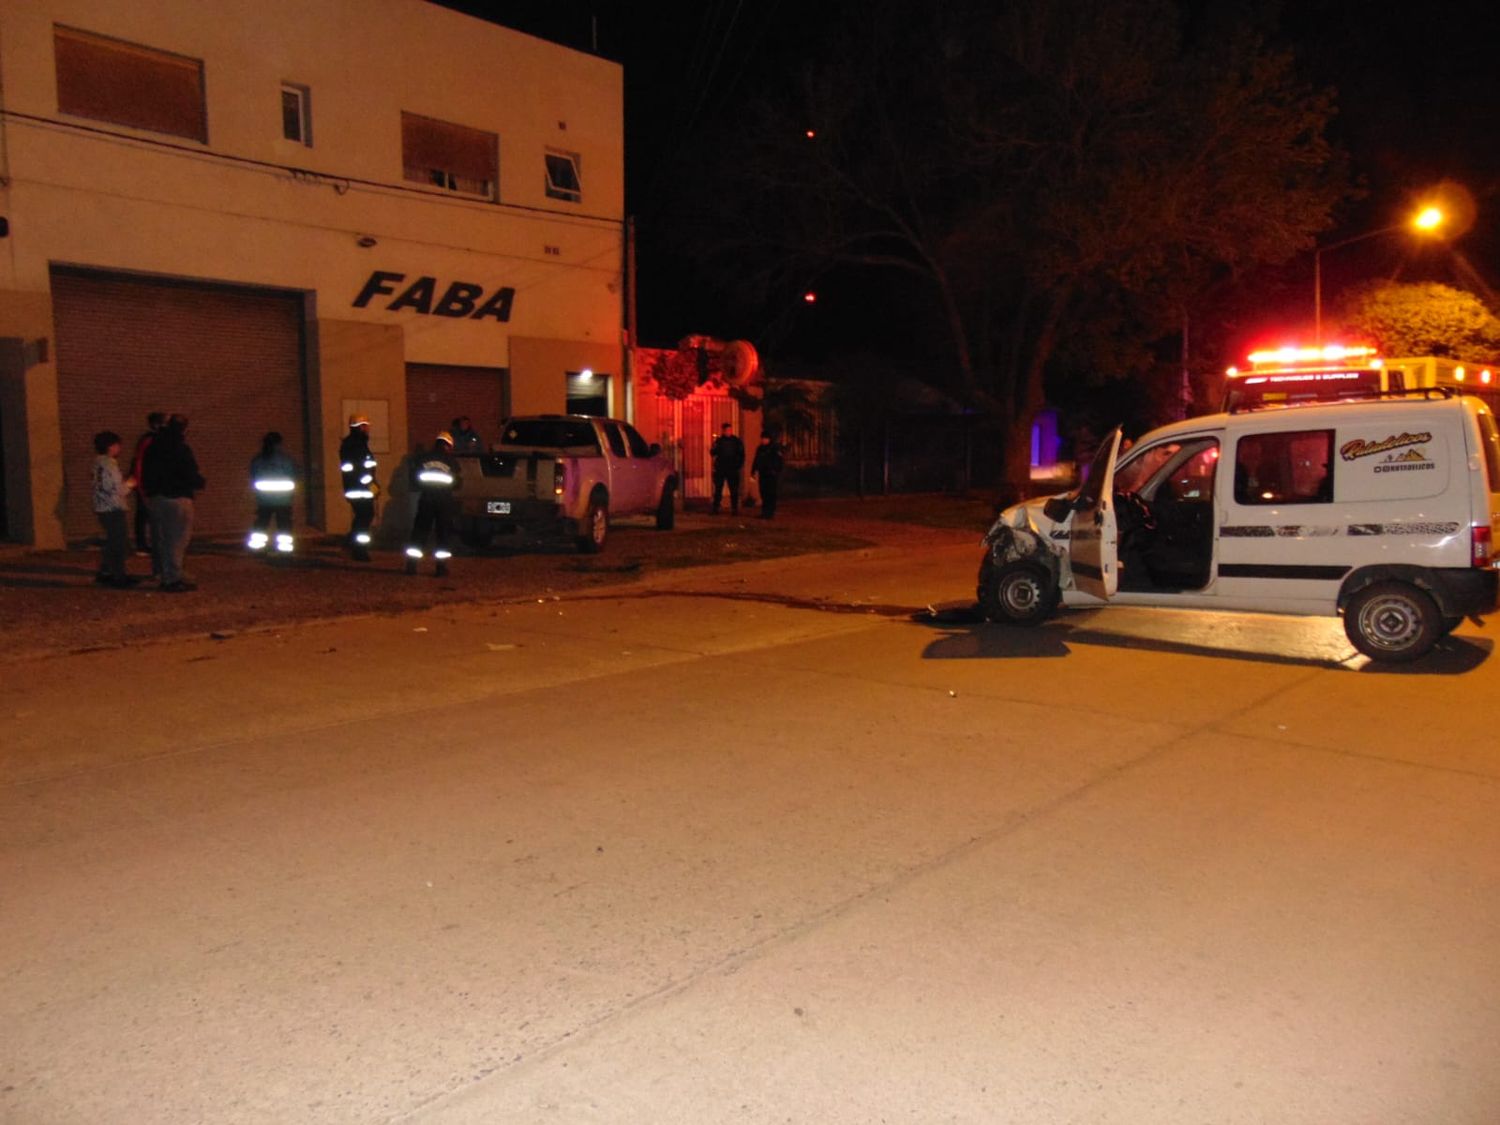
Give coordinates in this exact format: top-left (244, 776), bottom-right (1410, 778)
top-left (248, 431), bottom-right (297, 555)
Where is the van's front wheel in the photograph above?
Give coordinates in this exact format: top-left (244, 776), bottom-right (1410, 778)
top-left (978, 558), bottom-right (1057, 626)
top-left (1344, 580), bottom-right (1441, 662)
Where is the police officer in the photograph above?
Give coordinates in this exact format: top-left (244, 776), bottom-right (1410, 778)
top-left (709, 422), bottom-right (746, 515)
top-left (751, 431), bottom-right (785, 519)
top-left (339, 414), bottom-right (378, 561)
top-left (247, 431), bottom-right (297, 556)
top-left (405, 430), bottom-right (459, 577)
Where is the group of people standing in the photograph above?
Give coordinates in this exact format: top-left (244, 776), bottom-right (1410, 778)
top-left (710, 424), bottom-right (785, 519)
top-left (91, 412), bottom-right (204, 592)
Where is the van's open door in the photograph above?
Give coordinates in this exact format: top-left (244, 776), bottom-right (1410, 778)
top-left (1070, 427), bottom-right (1123, 600)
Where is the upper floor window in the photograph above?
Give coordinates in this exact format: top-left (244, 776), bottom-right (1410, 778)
top-left (54, 25), bottom-right (206, 143)
top-left (544, 150), bottom-right (582, 203)
top-left (281, 83), bottom-right (311, 145)
top-left (402, 112), bottom-right (497, 200)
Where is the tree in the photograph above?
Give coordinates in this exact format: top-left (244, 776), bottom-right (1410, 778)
top-left (1338, 281), bottom-right (1500, 359)
top-left (685, 0), bottom-right (1347, 494)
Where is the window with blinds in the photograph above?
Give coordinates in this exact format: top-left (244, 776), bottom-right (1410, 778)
top-left (54, 25), bottom-right (207, 143)
top-left (401, 112), bottom-right (498, 200)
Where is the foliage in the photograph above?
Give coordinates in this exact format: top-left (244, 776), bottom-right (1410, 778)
top-left (1338, 281), bottom-right (1500, 359)
top-left (685, 0), bottom-right (1348, 486)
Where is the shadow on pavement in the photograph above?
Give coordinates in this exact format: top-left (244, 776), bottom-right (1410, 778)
top-left (912, 605), bottom-right (1493, 673)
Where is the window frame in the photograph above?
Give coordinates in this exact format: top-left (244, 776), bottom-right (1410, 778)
top-left (281, 82), bottom-right (312, 146)
top-left (53, 24), bottom-right (208, 143)
top-left (544, 149), bottom-right (582, 203)
top-left (1232, 429), bottom-right (1336, 507)
top-left (401, 111), bottom-right (500, 201)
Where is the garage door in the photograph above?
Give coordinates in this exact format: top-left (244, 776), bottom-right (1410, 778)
top-left (51, 269), bottom-right (306, 540)
top-left (406, 363), bottom-right (510, 454)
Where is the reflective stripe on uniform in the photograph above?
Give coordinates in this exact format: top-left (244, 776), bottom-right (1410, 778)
top-left (417, 469), bottom-right (455, 485)
top-left (405, 546), bottom-right (423, 558)
top-left (275, 534), bottom-right (294, 553)
top-left (354, 532), bottom-right (372, 544)
top-left (340, 462), bottom-right (355, 472)
top-left (254, 479), bottom-right (296, 493)
top-left (344, 489), bottom-right (375, 499)
top-left (434, 549), bottom-right (453, 560)
top-left (247, 531), bottom-right (269, 550)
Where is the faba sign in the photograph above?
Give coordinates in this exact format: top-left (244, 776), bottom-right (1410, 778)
top-left (353, 271), bottom-right (515, 322)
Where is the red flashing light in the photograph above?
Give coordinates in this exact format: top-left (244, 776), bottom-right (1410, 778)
top-left (803, 291), bottom-right (817, 303)
top-left (1247, 344), bottom-right (1377, 366)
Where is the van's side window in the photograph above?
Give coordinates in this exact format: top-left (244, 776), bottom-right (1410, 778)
top-left (1233, 430), bottom-right (1334, 505)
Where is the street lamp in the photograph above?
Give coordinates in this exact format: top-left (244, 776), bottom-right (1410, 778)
top-left (1314, 205), bottom-right (1447, 342)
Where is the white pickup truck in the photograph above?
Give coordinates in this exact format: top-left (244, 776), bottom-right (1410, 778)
top-left (453, 415), bottom-right (678, 552)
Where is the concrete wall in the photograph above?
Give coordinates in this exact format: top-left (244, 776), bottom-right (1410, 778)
top-left (510, 336), bottom-right (626, 417)
top-left (0, 294), bottom-right (66, 548)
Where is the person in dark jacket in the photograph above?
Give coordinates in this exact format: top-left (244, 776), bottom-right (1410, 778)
top-left (339, 414), bottom-right (378, 561)
top-left (131, 411), bottom-right (165, 560)
top-left (140, 413), bottom-right (204, 592)
top-left (451, 416), bottom-right (484, 454)
top-left (247, 431), bottom-right (298, 556)
top-left (709, 422), bottom-right (746, 515)
top-left (751, 432), bottom-right (785, 519)
top-left (405, 431), bottom-right (460, 577)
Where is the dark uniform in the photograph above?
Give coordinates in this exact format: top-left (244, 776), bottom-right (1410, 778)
top-left (406, 433), bottom-right (459, 577)
top-left (339, 417), bottom-right (378, 561)
top-left (751, 436), bottom-right (785, 519)
top-left (248, 434), bottom-right (297, 555)
top-left (710, 426), bottom-right (746, 515)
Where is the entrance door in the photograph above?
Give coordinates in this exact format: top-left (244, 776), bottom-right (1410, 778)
top-left (406, 363), bottom-right (509, 454)
top-left (653, 394), bottom-right (739, 500)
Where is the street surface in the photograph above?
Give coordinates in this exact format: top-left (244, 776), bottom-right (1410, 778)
top-left (3, 538), bottom-right (1499, 1123)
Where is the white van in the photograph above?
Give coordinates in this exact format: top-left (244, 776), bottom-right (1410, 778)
top-left (979, 391), bottom-right (1500, 661)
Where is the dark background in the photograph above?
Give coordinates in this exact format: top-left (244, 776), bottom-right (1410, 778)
top-left (434, 0), bottom-right (1499, 365)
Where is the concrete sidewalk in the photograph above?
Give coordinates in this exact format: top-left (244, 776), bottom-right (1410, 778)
top-left (0, 495), bottom-right (994, 660)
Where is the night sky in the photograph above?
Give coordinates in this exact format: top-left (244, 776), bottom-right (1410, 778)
top-left (435, 0), bottom-right (1499, 361)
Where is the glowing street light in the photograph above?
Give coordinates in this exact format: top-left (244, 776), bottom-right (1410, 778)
top-left (1313, 203), bottom-right (1449, 342)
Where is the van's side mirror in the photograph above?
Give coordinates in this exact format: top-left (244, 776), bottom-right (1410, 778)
top-left (1043, 496), bottom-right (1074, 522)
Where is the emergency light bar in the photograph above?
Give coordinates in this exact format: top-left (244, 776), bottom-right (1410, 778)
top-left (1245, 344), bottom-right (1377, 367)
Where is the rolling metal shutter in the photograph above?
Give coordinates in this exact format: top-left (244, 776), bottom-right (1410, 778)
top-left (51, 269), bottom-right (306, 540)
top-left (405, 363), bottom-right (510, 454)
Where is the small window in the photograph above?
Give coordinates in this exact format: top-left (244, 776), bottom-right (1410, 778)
top-left (54, 25), bottom-right (206, 142)
top-left (545, 150), bottom-right (582, 203)
top-left (1234, 430), bottom-right (1334, 506)
top-left (281, 83), bottom-right (311, 145)
top-left (402, 112), bottom-right (498, 200)
top-left (602, 422), bottom-right (627, 458)
top-left (623, 423), bottom-right (652, 458)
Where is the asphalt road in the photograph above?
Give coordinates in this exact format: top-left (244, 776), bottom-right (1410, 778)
top-left (3, 540), bottom-right (1499, 1124)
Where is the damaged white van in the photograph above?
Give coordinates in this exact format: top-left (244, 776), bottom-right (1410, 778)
top-left (978, 390), bottom-right (1500, 661)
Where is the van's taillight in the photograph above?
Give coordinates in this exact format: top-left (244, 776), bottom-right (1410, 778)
top-left (1472, 523), bottom-right (1492, 566)
top-left (553, 463), bottom-right (565, 497)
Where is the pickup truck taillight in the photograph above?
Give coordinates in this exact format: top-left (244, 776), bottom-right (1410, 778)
top-left (553, 462), bottom-right (565, 497)
top-left (1473, 523), bottom-right (1492, 566)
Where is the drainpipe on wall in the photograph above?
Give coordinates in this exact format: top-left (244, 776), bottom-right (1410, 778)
top-left (622, 215), bottom-right (636, 424)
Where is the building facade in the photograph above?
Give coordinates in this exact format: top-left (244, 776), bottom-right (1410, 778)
top-left (0, 0), bottom-right (625, 545)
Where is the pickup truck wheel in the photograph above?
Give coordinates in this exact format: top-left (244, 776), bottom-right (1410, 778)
top-left (655, 481), bottom-right (676, 530)
top-left (1344, 580), bottom-right (1441, 662)
top-left (978, 557), bottom-right (1057, 626)
top-left (577, 494), bottom-right (608, 553)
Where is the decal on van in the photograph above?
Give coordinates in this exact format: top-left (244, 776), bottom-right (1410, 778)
top-left (1339, 432), bottom-right (1432, 461)
top-left (1372, 448), bottom-right (1435, 473)
top-left (1222, 524), bottom-right (1340, 538)
top-left (1347, 521), bottom-right (1462, 536)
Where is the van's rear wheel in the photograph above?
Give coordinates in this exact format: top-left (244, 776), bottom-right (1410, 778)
top-left (978, 557), bottom-right (1057, 626)
top-left (1344, 581), bottom-right (1441, 662)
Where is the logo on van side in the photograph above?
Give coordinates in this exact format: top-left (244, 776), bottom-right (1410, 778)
top-left (1339, 432), bottom-right (1432, 461)
top-left (1373, 448), bottom-right (1435, 473)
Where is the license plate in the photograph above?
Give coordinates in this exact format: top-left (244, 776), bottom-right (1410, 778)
top-left (486, 500), bottom-right (512, 515)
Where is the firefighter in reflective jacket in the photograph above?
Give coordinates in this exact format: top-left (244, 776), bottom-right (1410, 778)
top-left (406, 431), bottom-right (459, 577)
top-left (339, 414), bottom-right (378, 561)
top-left (247, 431), bottom-right (297, 556)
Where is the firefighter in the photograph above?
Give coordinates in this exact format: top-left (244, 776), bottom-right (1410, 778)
top-left (247, 431), bottom-right (297, 556)
top-left (405, 431), bottom-right (459, 577)
top-left (339, 414), bottom-right (378, 561)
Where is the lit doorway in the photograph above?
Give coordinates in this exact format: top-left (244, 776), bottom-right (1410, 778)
top-left (566, 369), bottom-right (611, 416)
